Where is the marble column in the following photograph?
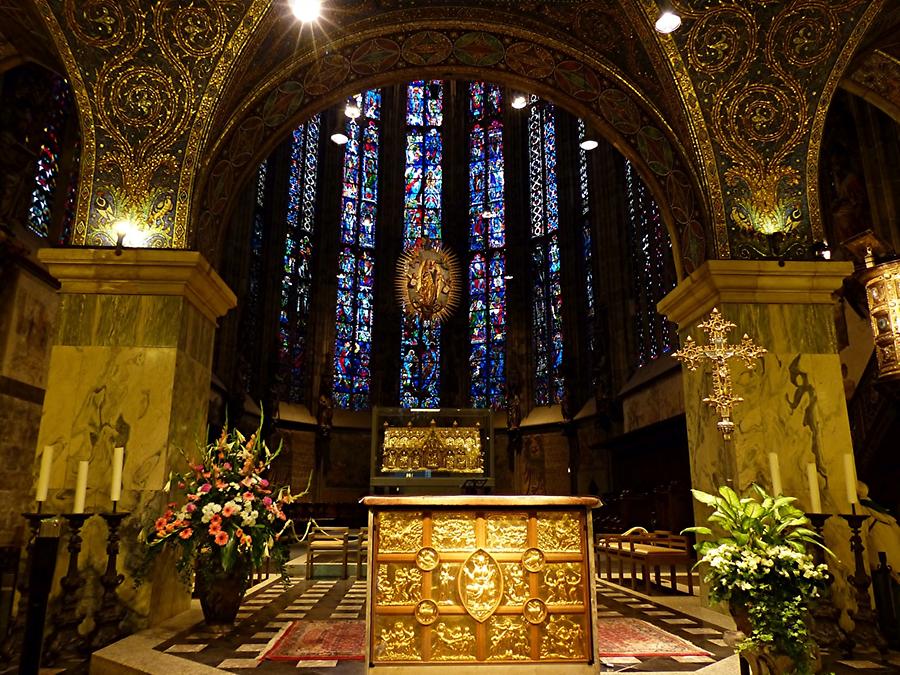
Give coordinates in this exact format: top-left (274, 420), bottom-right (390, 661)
top-left (34, 248), bottom-right (236, 629)
top-left (658, 260), bottom-right (860, 622)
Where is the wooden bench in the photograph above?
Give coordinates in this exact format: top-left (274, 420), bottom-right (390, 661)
top-left (306, 526), bottom-right (350, 580)
top-left (595, 530), bottom-right (694, 595)
top-left (356, 526), bottom-right (369, 579)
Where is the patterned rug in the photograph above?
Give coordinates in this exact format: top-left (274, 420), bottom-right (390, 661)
top-left (263, 620), bottom-right (366, 661)
top-left (597, 618), bottom-right (713, 657)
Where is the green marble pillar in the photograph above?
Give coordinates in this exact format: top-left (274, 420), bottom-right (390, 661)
top-left (35, 249), bottom-right (235, 629)
top-left (659, 260), bottom-right (860, 620)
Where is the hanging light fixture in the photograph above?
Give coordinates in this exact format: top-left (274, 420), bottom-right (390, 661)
top-left (861, 251), bottom-right (900, 382)
top-left (655, 9), bottom-right (682, 34)
top-left (511, 93), bottom-right (528, 110)
top-left (289, 0), bottom-right (322, 22)
top-left (344, 97), bottom-right (361, 120)
top-left (330, 132), bottom-right (349, 145)
top-left (579, 139), bottom-right (599, 151)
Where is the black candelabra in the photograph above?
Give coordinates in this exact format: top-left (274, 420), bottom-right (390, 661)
top-left (89, 512), bottom-right (130, 650)
top-left (43, 513), bottom-right (91, 665)
top-left (805, 513), bottom-right (844, 649)
top-left (840, 511), bottom-right (888, 658)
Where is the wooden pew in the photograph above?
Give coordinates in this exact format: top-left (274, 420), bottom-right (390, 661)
top-left (595, 530), bottom-right (694, 595)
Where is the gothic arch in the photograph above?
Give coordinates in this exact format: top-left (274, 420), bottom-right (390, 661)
top-left (193, 18), bottom-right (711, 279)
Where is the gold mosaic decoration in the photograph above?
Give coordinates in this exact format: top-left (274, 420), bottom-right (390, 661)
top-left (370, 508), bottom-right (592, 663)
top-left (381, 422), bottom-right (483, 474)
top-left (673, 307), bottom-right (766, 440)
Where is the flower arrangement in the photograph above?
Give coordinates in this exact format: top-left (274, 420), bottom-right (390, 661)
top-left (684, 485), bottom-right (830, 674)
top-left (140, 418), bottom-right (301, 588)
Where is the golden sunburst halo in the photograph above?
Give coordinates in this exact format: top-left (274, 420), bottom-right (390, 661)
top-left (395, 238), bottom-right (461, 324)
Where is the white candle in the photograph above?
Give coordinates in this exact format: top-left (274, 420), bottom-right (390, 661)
top-left (36, 446), bottom-right (53, 502)
top-left (843, 453), bottom-right (858, 506)
top-left (806, 462), bottom-right (821, 513)
top-left (110, 447), bottom-right (124, 503)
top-left (73, 460), bottom-right (89, 514)
top-left (768, 452), bottom-right (783, 495)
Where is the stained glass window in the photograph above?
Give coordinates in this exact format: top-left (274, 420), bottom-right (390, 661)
top-left (241, 160), bottom-right (268, 392)
top-left (578, 119), bottom-right (597, 386)
top-left (529, 98), bottom-right (564, 406)
top-left (334, 91), bottom-right (381, 410)
top-left (400, 81), bottom-right (444, 408)
top-left (27, 77), bottom-right (71, 238)
top-left (625, 159), bottom-right (678, 366)
top-left (279, 115), bottom-right (321, 403)
top-left (468, 82), bottom-right (506, 409)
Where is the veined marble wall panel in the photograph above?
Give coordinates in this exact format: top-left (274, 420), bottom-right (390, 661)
top-left (680, 301), bottom-right (858, 617)
top-left (37, 346), bottom-right (178, 510)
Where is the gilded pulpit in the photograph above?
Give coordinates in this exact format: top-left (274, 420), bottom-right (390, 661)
top-left (361, 496), bottom-right (602, 673)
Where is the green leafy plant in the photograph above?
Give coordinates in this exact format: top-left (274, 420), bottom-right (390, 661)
top-left (138, 416), bottom-right (305, 588)
top-left (684, 484), bottom-right (830, 674)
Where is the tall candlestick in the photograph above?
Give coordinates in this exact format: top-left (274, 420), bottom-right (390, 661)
top-left (36, 445), bottom-right (54, 503)
top-left (768, 452), bottom-right (783, 495)
top-left (110, 447), bottom-right (124, 503)
top-left (806, 462), bottom-right (822, 513)
top-left (843, 453), bottom-right (858, 506)
top-left (73, 461), bottom-right (88, 514)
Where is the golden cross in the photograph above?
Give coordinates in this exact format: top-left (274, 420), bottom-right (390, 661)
top-left (673, 307), bottom-right (767, 440)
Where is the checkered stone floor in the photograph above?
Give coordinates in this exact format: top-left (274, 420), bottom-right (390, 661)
top-left (152, 574), bottom-right (898, 674)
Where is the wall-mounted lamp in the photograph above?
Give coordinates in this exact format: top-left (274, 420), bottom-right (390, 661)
top-left (655, 9), bottom-right (682, 34)
top-left (289, 0), bottom-right (322, 22)
top-left (511, 93), bottom-right (528, 110)
top-left (113, 218), bottom-right (137, 255)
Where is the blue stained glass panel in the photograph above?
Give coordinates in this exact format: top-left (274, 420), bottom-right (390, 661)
top-left (333, 91), bottom-right (381, 410)
top-left (400, 81), bottom-right (444, 407)
top-left (467, 82), bottom-right (506, 408)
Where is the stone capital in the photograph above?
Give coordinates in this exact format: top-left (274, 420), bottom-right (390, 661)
top-left (37, 248), bottom-right (236, 323)
top-left (657, 259), bottom-right (853, 329)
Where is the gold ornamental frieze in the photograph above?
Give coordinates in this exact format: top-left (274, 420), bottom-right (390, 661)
top-left (458, 549), bottom-right (503, 622)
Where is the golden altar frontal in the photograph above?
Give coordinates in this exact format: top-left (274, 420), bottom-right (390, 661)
top-left (361, 496), bottom-right (602, 674)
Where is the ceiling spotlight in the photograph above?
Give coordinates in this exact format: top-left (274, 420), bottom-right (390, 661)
top-left (330, 132), bottom-right (349, 145)
top-left (579, 139), bottom-right (599, 151)
top-left (289, 0), bottom-right (322, 22)
top-left (344, 98), bottom-right (361, 120)
top-left (511, 93), bottom-right (527, 110)
top-left (655, 10), bottom-right (682, 34)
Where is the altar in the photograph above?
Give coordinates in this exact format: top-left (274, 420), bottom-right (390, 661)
top-left (361, 495), bottom-right (602, 673)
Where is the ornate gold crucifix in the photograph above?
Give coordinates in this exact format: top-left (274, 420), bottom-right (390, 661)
top-left (673, 308), bottom-right (767, 440)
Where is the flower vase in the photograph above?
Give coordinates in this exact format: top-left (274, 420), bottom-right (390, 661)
top-left (728, 602), bottom-right (819, 674)
top-left (195, 559), bottom-right (251, 632)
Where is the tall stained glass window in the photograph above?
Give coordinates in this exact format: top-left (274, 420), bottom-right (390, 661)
top-left (529, 98), bottom-right (564, 406)
top-left (334, 91), bottom-right (381, 410)
top-left (467, 82), bottom-right (506, 409)
top-left (578, 119), bottom-right (597, 384)
top-left (625, 159), bottom-right (677, 365)
top-left (400, 81), bottom-right (443, 408)
top-left (241, 160), bottom-right (268, 392)
top-left (279, 115), bottom-right (321, 402)
top-left (27, 77), bottom-right (71, 238)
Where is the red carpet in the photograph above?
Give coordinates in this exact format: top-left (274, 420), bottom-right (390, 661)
top-left (263, 620), bottom-right (365, 661)
top-left (597, 617), bottom-right (713, 657)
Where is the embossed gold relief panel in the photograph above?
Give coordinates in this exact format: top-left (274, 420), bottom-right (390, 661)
top-left (370, 508), bottom-right (593, 664)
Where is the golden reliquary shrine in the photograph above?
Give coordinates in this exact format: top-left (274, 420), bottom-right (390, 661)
top-left (361, 496), bottom-right (602, 673)
top-left (381, 420), bottom-right (483, 473)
